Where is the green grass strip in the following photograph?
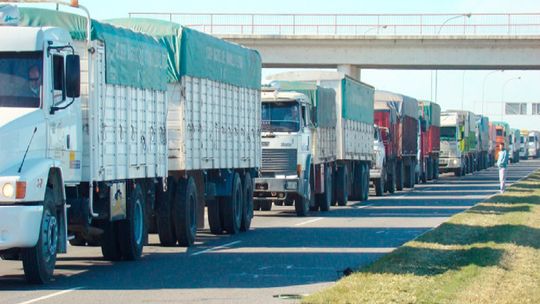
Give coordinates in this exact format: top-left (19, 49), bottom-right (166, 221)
top-left (304, 170), bottom-right (540, 304)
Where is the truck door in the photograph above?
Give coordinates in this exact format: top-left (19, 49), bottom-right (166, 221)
top-left (47, 51), bottom-right (82, 183)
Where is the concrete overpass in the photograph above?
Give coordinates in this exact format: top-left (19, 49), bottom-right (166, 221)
top-left (128, 12), bottom-right (540, 78)
top-left (219, 35), bottom-right (540, 71)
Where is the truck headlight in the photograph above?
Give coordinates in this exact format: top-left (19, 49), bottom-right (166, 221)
top-left (2, 183), bottom-right (14, 198)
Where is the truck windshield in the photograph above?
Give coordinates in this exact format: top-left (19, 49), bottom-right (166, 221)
top-left (520, 136), bottom-right (525, 144)
top-left (261, 102), bottom-right (301, 132)
top-left (374, 128), bottom-right (379, 140)
top-left (0, 52), bottom-right (42, 108)
top-left (530, 136), bottom-right (536, 142)
top-left (440, 127), bottom-right (456, 141)
top-left (496, 129), bottom-right (503, 136)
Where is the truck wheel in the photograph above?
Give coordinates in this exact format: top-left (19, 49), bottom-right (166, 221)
top-left (433, 159), bottom-right (440, 179)
top-left (349, 164), bottom-right (362, 201)
top-left (100, 220), bottom-right (122, 261)
top-left (396, 161), bottom-right (404, 191)
top-left (295, 188), bottom-right (310, 217)
top-left (361, 163), bottom-right (370, 201)
top-left (241, 173), bottom-right (254, 231)
top-left (387, 163), bottom-right (396, 193)
top-left (404, 162), bottom-right (413, 188)
top-left (173, 177), bottom-right (197, 246)
top-left (260, 201), bottom-right (273, 211)
top-left (374, 178), bottom-right (384, 196)
top-left (221, 173), bottom-right (243, 234)
top-left (421, 159), bottom-right (428, 184)
top-left (316, 165), bottom-right (332, 212)
top-left (145, 183), bottom-right (157, 234)
top-left (253, 200), bottom-right (261, 211)
top-left (22, 187), bottom-right (59, 284)
top-left (118, 183), bottom-right (146, 260)
top-left (208, 199), bottom-right (223, 234)
top-left (336, 166), bottom-right (349, 206)
top-left (69, 233), bottom-right (86, 246)
top-left (156, 177), bottom-right (177, 246)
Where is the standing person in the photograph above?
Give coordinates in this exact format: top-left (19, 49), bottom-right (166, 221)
top-left (497, 143), bottom-right (509, 193)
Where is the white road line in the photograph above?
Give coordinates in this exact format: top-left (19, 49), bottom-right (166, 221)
top-left (17, 287), bottom-right (84, 304)
top-left (294, 217), bottom-right (324, 226)
top-left (190, 240), bottom-right (242, 256)
top-left (355, 204), bottom-right (373, 209)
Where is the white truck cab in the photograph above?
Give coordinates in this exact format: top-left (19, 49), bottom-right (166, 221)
top-left (370, 125), bottom-right (386, 196)
top-left (254, 90), bottom-right (314, 216)
top-left (0, 14), bottom-right (82, 282)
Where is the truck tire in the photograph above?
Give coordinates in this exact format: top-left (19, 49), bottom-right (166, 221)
top-left (421, 159), bottom-right (428, 184)
top-left (142, 181), bottom-right (157, 236)
top-left (208, 199), bottom-right (223, 234)
top-left (387, 163), bottom-right (396, 193)
top-left (221, 173), bottom-right (243, 234)
top-left (69, 233), bottom-right (86, 246)
top-left (353, 163), bottom-right (363, 201)
top-left (156, 177), bottom-right (177, 246)
top-left (335, 166), bottom-right (349, 206)
top-left (294, 187), bottom-right (310, 217)
top-left (396, 161), bottom-right (404, 191)
top-left (241, 173), bottom-right (254, 231)
top-left (22, 186), bottom-right (59, 284)
top-left (360, 163), bottom-right (369, 201)
top-left (404, 161), bottom-right (413, 188)
top-left (260, 201), bottom-right (273, 211)
top-left (433, 159), bottom-right (440, 179)
top-left (374, 178), bottom-right (384, 196)
top-left (100, 220), bottom-right (122, 261)
top-left (315, 165), bottom-right (332, 212)
top-left (253, 200), bottom-right (261, 211)
top-left (173, 177), bottom-right (197, 246)
top-left (426, 157), bottom-right (433, 181)
top-left (118, 183), bottom-right (146, 260)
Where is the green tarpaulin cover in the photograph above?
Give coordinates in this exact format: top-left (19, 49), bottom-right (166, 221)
top-left (419, 100), bottom-right (441, 127)
top-left (342, 77), bottom-right (374, 124)
top-left (269, 80), bottom-right (336, 127)
top-left (19, 8), bottom-right (168, 91)
top-left (106, 18), bottom-right (262, 89)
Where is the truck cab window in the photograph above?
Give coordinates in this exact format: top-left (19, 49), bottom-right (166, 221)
top-left (261, 102), bottom-right (301, 132)
top-left (53, 54), bottom-right (66, 102)
top-left (0, 51), bottom-right (42, 108)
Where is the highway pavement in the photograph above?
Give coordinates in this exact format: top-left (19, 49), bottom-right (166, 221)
top-left (1, 159), bottom-right (539, 304)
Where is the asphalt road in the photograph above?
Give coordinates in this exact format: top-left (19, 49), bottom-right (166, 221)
top-left (1, 159), bottom-right (539, 304)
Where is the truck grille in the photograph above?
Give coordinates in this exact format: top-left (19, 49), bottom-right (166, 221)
top-left (261, 149), bottom-right (297, 174)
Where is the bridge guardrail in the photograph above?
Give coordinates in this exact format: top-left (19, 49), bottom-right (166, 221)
top-left (127, 12), bottom-right (540, 36)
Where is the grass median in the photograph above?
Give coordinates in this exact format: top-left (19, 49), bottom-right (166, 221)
top-left (304, 170), bottom-right (540, 304)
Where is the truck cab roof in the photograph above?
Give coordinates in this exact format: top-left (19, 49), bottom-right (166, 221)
top-left (261, 91), bottom-right (310, 104)
top-left (0, 26), bottom-right (72, 51)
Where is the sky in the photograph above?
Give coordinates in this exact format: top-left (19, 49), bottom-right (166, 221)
top-left (18, 0), bottom-right (540, 127)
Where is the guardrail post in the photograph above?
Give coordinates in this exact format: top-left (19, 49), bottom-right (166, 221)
top-left (251, 14), bottom-right (254, 34)
top-left (293, 15), bottom-right (296, 35)
top-left (210, 14), bottom-right (214, 34)
top-left (335, 14), bottom-right (338, 34)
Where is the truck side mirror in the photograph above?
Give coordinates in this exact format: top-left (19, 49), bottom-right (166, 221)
top-left (66, 54), bottom-right (80, 98)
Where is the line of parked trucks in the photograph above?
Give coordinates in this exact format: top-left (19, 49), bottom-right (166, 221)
top-left (0, 3), bottom-right (539, 284)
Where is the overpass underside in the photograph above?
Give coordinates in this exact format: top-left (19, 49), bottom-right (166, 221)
top-left (220, 35), bottom-right (540, 70)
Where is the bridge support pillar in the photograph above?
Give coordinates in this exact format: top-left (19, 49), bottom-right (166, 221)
top-left (337, 64), bottom-right (361, 81)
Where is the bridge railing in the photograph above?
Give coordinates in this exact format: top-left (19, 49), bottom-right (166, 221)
top-left (127, 12), bottom-right (540, 36)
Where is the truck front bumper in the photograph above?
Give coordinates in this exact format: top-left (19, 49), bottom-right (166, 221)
top-left (369, 169), bottom-right (382, 179)
top-left (0, 205), bottom-right (43, 250)
top-left (439, 157), bottom-right (461, 171)
top-left (254, 177), bottom-right (301, 201)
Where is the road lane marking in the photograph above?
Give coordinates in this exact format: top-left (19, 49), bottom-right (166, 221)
top-left (355, 204), bottom-right (373, 209)
top-left (294, 217), bottom-right (324, 226)
top-left (190, 240), bottom-right (242, 256)
top-left (17, 287), bottom-right (84, 304)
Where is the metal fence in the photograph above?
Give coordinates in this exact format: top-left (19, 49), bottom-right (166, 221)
top-left (127, 12), bottom-right (540, 36)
